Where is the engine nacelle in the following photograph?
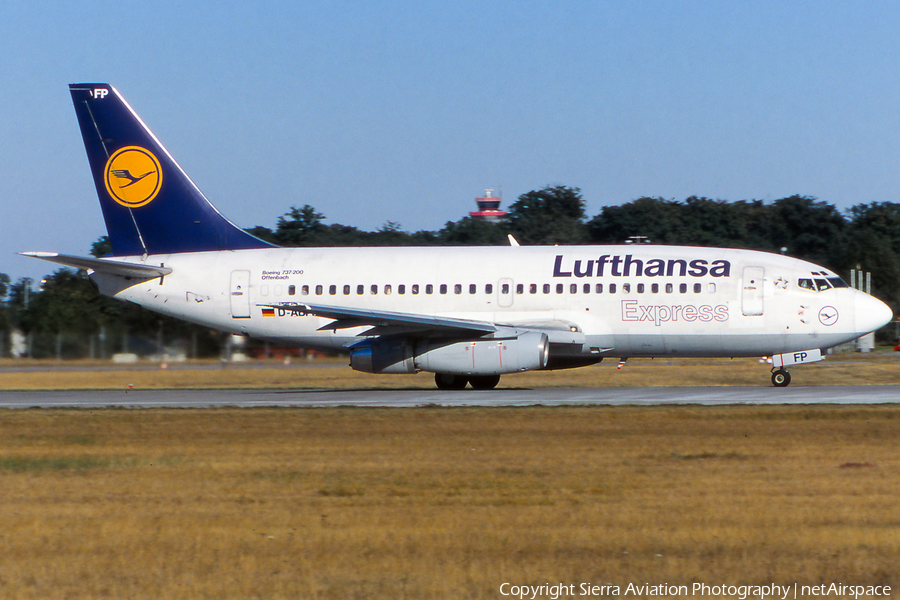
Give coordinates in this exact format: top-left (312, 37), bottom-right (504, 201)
top-left (350, 332), bottom-right (550, 376)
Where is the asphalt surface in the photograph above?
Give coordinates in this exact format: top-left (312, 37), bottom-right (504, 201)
top-left (0, 385), bottom-right (896, 408)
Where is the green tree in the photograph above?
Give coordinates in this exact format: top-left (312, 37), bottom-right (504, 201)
top-left (763, 195), bottom-right (847, 266)
top-left (843, 202), bottom-right (900, 313)
top-left (588, 197), bottom-right (683, 244)
top-left (91, 236), bottom-right (112, 257)
top-left (245, 226), bottom-right (277, 245)
top-left (438, 217), bottom-right (509, 245)
top-left (0, 273), bottom-right (10, 355)
top-left (273, 205), bottom-right (327, 246)
top-left (506, 185), bottom-right (587, 244)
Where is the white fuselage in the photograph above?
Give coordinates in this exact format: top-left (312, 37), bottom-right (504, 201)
top-left (90, 244), bottom-right (889, 363)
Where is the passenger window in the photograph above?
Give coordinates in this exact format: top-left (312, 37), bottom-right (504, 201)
top-left (315, 285), bottom-right (322, 296)
top-left (288, 285), bottom-right (296, 296)
top-left (385, 284), bottom-right (392, 295)
top-left (485, 284), bottom-right (493, 294)
top-left (398, 285), bottom-right (405, 295)
top-left (501, 283), bottom-right (510, 294)
top-left (469, 284), bottom-right (476, 294)
top-left (666, 283), bottom-right (673, 294)
top-left (329, 285), bottom-right (336, 295)
top-left (301, 285), bottom-right (309, 296)
top-left (426, 284), bottom-right (433, 294)
top-left (570, 283), bottom-right (577, 294)
top-left (637, 283), bottom-right (644, 294)
top-left (516, 284), bottom-right (524, 295)
top-left (583, 283), bottom-right (590, 294)
top-left (343, 285), bottom-right (350, 295)
top-left (556, 284), bottom-right (563, 294)
top-left (708, 283), bottom-right (716, 293)
top-left (440, 284), bottom-right (447, 295)
top-left (694, 283), bottom-right (701, 293)
top-left (543, 284), bottom-right (550, 294)
top-left (679, 283), bottom-right (687, 294)
top-left (412, 284), bottom-right (419, 295)
top-left (357, 284), bottom-right (364, 295)
top-left (454, 284), bottom-right (462, 294)
top-left (609, 283), bottom-right (617, 294)
top-left (370, 285), bottom-right (378, 295)
top-left (622, 283), bottom-right (630, 294)
top-left (651, 283), bottom-right (659, 294)
top-left (530, 284), bottom-right (537, 294)
top-left (595, 283), bottom-right (603, 294)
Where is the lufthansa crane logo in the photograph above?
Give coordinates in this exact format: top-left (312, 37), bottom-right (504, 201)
top-left (104, 146), bottom-right (162, 208)
top-left (818, 306), bottom-right (839, 326)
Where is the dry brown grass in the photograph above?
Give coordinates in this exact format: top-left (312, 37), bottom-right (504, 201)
top-left (0, 406), bottom-right (898, 599)
top-left (1, 351), bottom-right (899, 390)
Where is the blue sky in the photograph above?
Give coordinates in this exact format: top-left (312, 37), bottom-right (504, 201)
top-left (3, 1), bottom-right (900, 284)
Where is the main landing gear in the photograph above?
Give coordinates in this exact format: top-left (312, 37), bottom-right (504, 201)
top-left (771, 369), bottom-right (791, 387)
top-left (434, 373), bottom-right (501, 390)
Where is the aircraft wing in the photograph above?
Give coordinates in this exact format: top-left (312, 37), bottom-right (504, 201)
top-left (20, 252), bottom-right (172, 279)
top-left (257, 302), bottom-right (499, 337)
top-left (256, 302), bottom-right (588, 346)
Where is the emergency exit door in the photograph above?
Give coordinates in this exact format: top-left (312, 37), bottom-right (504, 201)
top-left (741, 267), bottom-right (765, 316)
top-left (230, 270), bottom-right (251, 318)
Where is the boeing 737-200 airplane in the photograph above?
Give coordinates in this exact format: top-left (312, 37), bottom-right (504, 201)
top-left (23, 84), bottom-right (894, 388)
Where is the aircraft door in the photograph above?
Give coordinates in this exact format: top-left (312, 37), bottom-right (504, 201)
top-left (498, 278), bottom-right (514, 307)
top-left (230, 270), bottom-right (251, 319)
top-left (741, 267), bottom-right (765, 316)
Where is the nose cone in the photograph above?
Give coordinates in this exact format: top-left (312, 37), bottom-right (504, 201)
top-left (855, 293), bottom-right (894, 335)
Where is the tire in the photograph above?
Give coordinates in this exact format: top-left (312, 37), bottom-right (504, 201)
top-left (434, 373), bottom-right (468, 390)
top-left (468, 375), bottom-right (501, 390)
top-left (771, 369), bottom-right (791, 387)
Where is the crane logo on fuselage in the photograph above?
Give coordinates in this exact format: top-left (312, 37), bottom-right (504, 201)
top-left (104, 146), bottom-right (162, 208)
top-left (818, 306), bottom-right (839, 326)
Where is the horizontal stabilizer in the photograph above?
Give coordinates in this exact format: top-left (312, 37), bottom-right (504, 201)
top-left (20, 252), bottom-right (172, 279)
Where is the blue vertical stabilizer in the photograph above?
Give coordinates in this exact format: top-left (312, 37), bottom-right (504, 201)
top-left (69, 83), bottom-right (273, 256)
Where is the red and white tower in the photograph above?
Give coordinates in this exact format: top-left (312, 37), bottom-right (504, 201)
top-left (468, 189), bottom-right (508, 222)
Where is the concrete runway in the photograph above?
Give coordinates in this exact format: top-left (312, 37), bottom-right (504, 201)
top-left (0, 385), bottom-right (897, 408)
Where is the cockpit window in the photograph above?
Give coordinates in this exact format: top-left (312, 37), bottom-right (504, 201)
top-left (799, 277), bottom-right (849, 291)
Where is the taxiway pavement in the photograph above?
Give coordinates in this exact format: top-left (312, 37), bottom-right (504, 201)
top-left (0, 385), bottom-right (896, 408)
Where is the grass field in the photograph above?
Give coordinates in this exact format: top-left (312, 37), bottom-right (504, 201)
top-left (0, 353), bottom-right (898, 599)
top-left (0, 406), bottom-right (898, 599)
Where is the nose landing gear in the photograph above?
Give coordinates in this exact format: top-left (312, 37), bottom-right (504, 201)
top-left (771, 368), bottom-right (791, 387)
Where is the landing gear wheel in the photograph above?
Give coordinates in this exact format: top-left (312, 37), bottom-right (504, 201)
top-left (468, 375), bottom-right (501, 390)
top-left (771, 369), bottom-right (791, 387)
top-left (435, 373), bottom-right (468, 390)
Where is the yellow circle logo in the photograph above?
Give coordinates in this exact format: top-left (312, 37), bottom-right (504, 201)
top-left (104, 146), bottom-right (162, 208)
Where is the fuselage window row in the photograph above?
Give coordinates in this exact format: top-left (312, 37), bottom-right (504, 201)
top-left (270, 281), bottom-right (718, 297)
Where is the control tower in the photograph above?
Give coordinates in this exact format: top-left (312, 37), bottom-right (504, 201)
top-left (468, 189), bottom-right (508, 222)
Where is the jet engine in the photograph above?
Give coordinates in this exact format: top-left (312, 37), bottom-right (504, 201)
top-left (350, 332), bottom-right (549, 376)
